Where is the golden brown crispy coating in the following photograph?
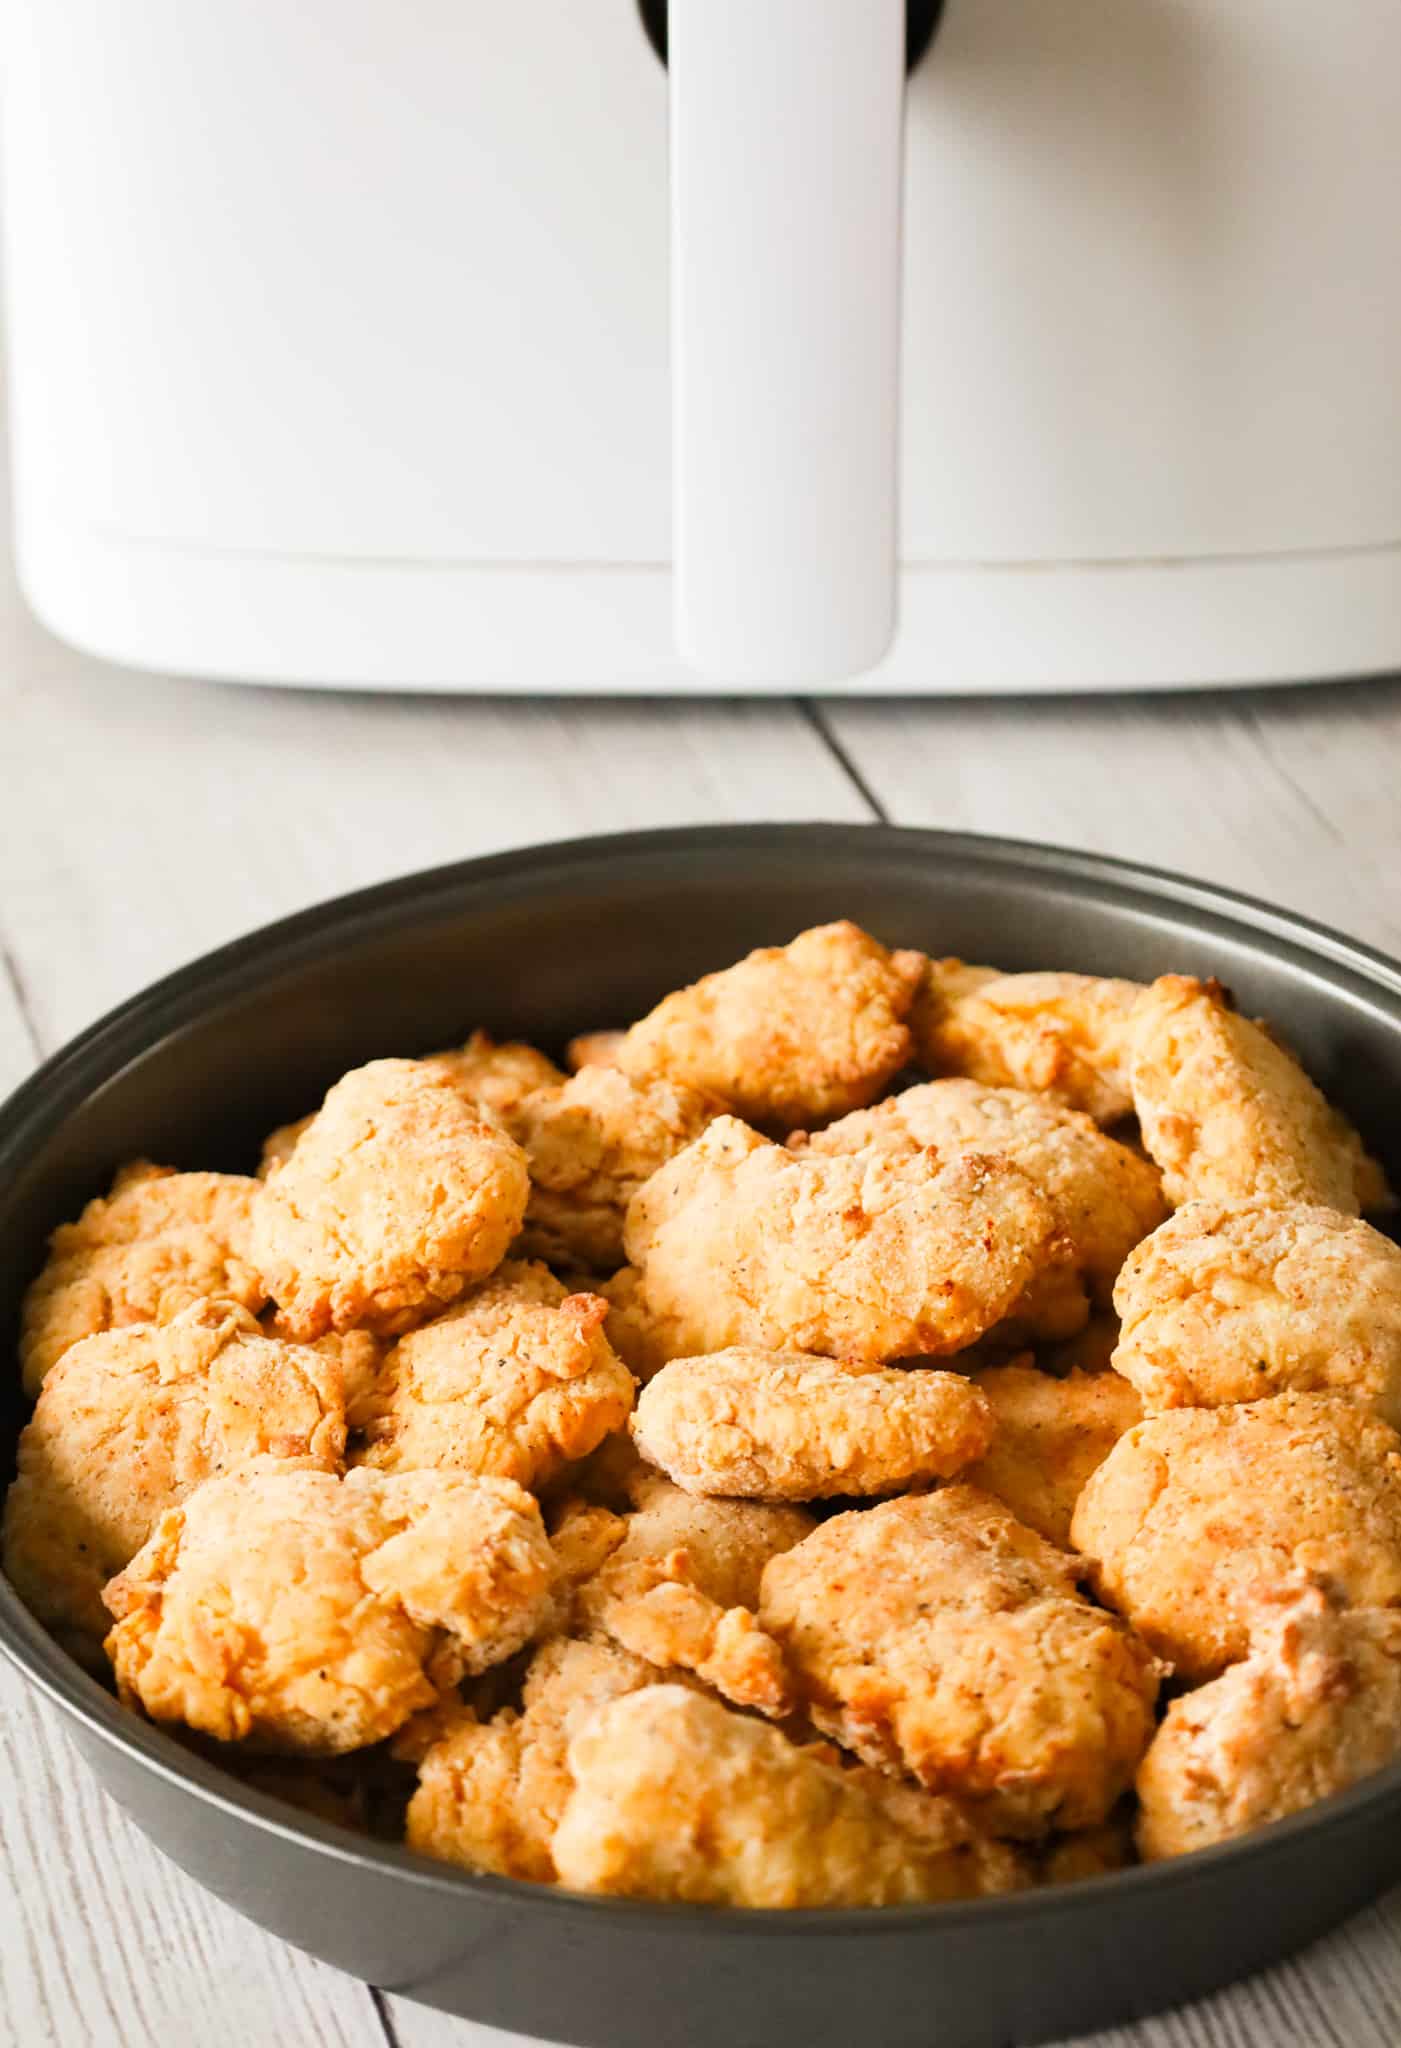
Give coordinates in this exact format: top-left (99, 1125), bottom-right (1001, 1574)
top-left (632, 1351), bottom-right (994, 1501)
top-left (566, 1030), bottom-right (626, 1073)
top-left (1129, 975), bottom-right (1383, 1213)
top-left (571, 1476), bottom-right (814, 1716)
top-left (309, 1329), bottom-right (389, 1421)
top-left (257, 1118), bottom-right (313, 1179)
top-left (624, 1117), bottom-right (1060, 1364)
top-left (1038, 1812), bottom-right (1137, 1886)
top-left (913, 963), bottom-right (1143, 1126)
top-left (1040, 1314), bottom-right (1123, 1378)
top-left (252, 1059), bottom-right (530, 1341)
top-left (759, 1487), bottom-right (1160, 1836)
top-left (422, 1030), bottom-right (566, 1124)
top-left (350, 1262), bottom-right (634, 1488)
top-left (3, 1302), bottom-right (345, 1648)
top-left (965, 1362), bottom-right (1142, 1549)
top-left (104, 1463), bottom-right (557, 1752)
top-left (802, 1078), bottom-right (1165, 1310)
top-left (596, 1266), bottom-right (688, 1385)
top-left (20, 1165), bottom-right (266, 1396)
top-left (552, 1685), bottom-right (1026, 1906)
top-left (511, 1066), bottom-right (721, 1271)
top-left (402, 1635), bottom-right (665, 1882)
top-left (1112, 1201), bottom-right (1401, 1425)
top-left (1136, 1583), bottom-right (1401, 1861)
top-left (1070, 1395), bottom-right (1401, 1680)
top-left (615, 922), bottom-right (925, 1132)
top-left (830, 1761), bottom-right (1033, 1895)
top-left (556, 1424), bottom-right (655, 1510)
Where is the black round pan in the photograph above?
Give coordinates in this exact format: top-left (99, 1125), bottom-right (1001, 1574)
top-left (4, 824), bottom-right (1401, 2048)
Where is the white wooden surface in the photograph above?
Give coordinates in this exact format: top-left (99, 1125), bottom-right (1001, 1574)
top-left (4, 502), bottom-right (1401, 2048)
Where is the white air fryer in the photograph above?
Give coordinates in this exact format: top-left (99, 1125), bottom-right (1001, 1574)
top-left (4, 0), bottom-right (1401, 692)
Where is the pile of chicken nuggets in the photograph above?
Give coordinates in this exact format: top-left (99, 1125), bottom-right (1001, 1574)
top-left (8, 919), bottom-right (1401, 1906)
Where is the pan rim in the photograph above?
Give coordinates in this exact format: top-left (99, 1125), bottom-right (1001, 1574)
top-left (5, 817), bottom-right (1401, 1938)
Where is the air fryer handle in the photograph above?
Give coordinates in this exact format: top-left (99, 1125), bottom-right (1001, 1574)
top-left (668, 0), bottom-right (906, 684)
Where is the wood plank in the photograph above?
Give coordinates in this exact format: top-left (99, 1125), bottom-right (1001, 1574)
top-left (0, 645), bottom-right (866, 1049)
top-left (820, 681), bottom-right (1401, 955)
top-left (0, 1665), bottom-right (383, 2048)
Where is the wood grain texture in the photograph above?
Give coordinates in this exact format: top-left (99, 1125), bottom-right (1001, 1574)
top-left (821, 682), bottom-right (1401, 952)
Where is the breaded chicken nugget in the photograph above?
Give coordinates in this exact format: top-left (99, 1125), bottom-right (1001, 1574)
top-left (624, 1118), bottom-right (1060, 1364)
top-left (2, 1302), bottom-right (344, 1649)
top-left (571, 1476), bottom-right (813, 1716)
top-left (402, 1635), bottom-right (665, 1882)
top-left (307, 1329), bottom-right (388, 1421)
top-left (350, 1262), bottom-right (634, 1488)
top-left (1112, 1201), bottom-right (1401, 1425)
top-left (1071, 1395), bottom-right (1401, 1680)
top-left (615, 922), bottom-right (925, 1132)
top-left (557, 1423), bottom-right (655, 1510)
top-left (802, 1078), bottom-right (1165, 1308)
top-left (258, 1118), bottom-right (313, 1179)
top-left (552, 1686), bottom-right (1025, 1906)
top-left (252, 1059), bottom-right (530, 1341)
top-left (1136, 1582), bottom-right (1401, 1861)
top-left (632, 1351), bottom-right (994, 1501)
top-left (566, 1030), bottom-right (626, 1073)
top-left (913, 963), bottom-right (1143, 1126)
top-left (595, 1266), bottom-right (688, 1385)
top-left (1129, 975), bottom-right (1384, 1213)
top-left (104, 1464), bottom-right (557, 1752)
top-left (20, 1165), bottom-right (266, 1396)
top-left (1041, 1314), bottom-right (1123, 1378)
top-left (256, 1034), bottom-right (562, 1180)
top-left (965, 1362), bottom-right (1142, 1549)
top-left (759, 1487), bottom-right (1160, 1836)
top-left (511, 1067), bottom-right (721, 1271)
top-left (423, 1030), bottom-right (566, 1124)
top-left (1038, 1812), bottom-right (1137, 1886)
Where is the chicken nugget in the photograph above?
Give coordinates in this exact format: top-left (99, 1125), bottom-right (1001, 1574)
top-left (595, 1266), bottom-right (688, 1385)
top-left (3, 1301), bottom-right (345, 1650)
top-left (614, 921), bottom-right (925, 1132)
top-left (1112, 1201), bottom-right (1401, 1425)
top-left (571, 1475), bottom-right (813, 1716)
top-left (257, 1118), bottom-right (313, 1179)
top-left (1136, 1582), bottom-right (1401, 1861)
top-left (802, 1078), bottom-right (1165, 1319)
top-left (1071, 1395), bottom-right (1401, 1680)
top-left (1129, 975), bottom-right (1384, 1212)
top-left (964, 1361), bottom-right (1142, 1549)
top-left (103, 1464), bottom-right (558, 1752)
top-left (350, 1261), bottom-right (634, 1488)
top-left (913, 963), bottom-right (1143, 1126)
top-left (252, 1058), bottom-right (529, 1340)
top-left (422, 1030), bottom-right (566, 1124)
top-left (759, 1487), bottom-right (1160, 1836)
top-left (633, 1351), bottom-right (993, 1501)
top-left (624, 1118), bottom-right (1061, 1364)
top-left (566, 1030), bottom-right (626, 1073)
top-left (511, 1066), bottom-right (721, 1271)
top-left (402, 1634), bottom-right (664, 1882)
top-left (552, 1686), bottom-right (1026, 1906)
top-left (20, 1164), bottom-right (266, 1396)
top-left (1038, 1812), bottom-right (1137, 1886)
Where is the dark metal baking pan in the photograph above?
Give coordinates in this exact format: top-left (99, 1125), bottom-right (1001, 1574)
top-left (4, 824), bottom-right (1401, 2048)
